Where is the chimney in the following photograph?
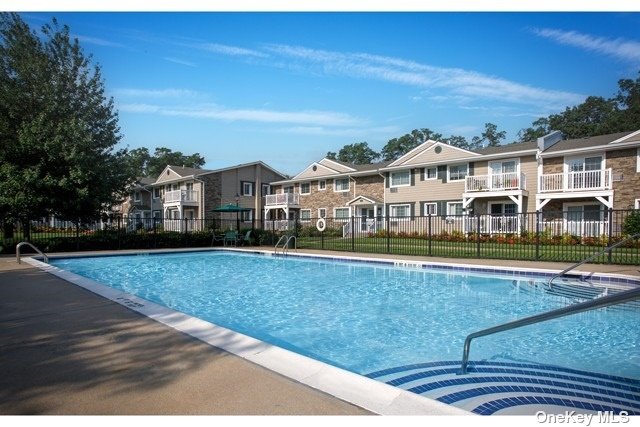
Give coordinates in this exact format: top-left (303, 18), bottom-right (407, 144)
top-left (537, 131), bottom-right (563, 152)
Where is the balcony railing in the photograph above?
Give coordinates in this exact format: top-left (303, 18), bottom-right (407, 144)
top-left (539, 169), bottom-right (611, 193)
top-left (465, 172), bottom-right (526, 192)
top-left (265, 193), bottom-right (300, 206)
top-left (164, 190), bottom-right (199, 203)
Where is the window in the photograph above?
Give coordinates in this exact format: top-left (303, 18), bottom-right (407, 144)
top-left (424, 202), bottom-right (437, 215)
top-left (242, 181), bottom-right (254, 196)
top-left (300, 182), bottom-right (311, 195)
top-left (636, 199), bottom-right (640, 209)
top-left (390, 171), bottom-right (411, 187)
top-left (153, 187), bottom-right (161, 199)
top-left (186, 182), bottom-right (193, 191)
top-left (447, 201), bottom-right (464, 216)
top-left (425, 167), bottom-right (437, 180)
top-left (300, 209), bottom-right (311, 222)
top-left (241, 210), bottom-right (253, 222)
top-left (133, 191), bottom-right (141, 202)
top-left (318, 180), bottom-right (326, 191)
top-left (448, 164), bottom-right (468, 181)
top-left (334, 207), bottom-right (350, 220)
top-left (262, 184), bottom-right (270, 196)
top-left (318, 208), bottom-right (326, 218)
top-left (389, 204), bottom-right (411, 220)
top-left (153, 210), bottom-right (161, 220)
top-left (334, 178), bottom-right (349, 192)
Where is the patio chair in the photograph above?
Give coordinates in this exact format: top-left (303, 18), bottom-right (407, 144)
top-left (211, 230), bottom-right (225, 246)
top-left (239, 230), bottom-right (252, 246)
top-left (223, 230), bottom-right (239, 246)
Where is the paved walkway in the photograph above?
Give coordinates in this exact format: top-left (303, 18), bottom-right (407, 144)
top-left (0, 258), bottom-right (370, 415)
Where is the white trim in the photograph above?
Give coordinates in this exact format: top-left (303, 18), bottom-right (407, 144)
top-left (388, 140), bottom-right (436, 167)
top-left (242, 181), bottom-right (254, 197)
top-left (300, 209), bottom-right (312, 222)
top-left (318, 208), bottom-right (327, 219)
top-left (635, 199), bottom-right (640, 210)
top-left (390, 170), bottom-right (411, 188)
top-left (300, 182), bottom-right (311, 195)
top-left (610, 129), bottom-right (640, 144)
top-left (389, 203), bottom-right (411, 220)
top-left (424, 167), bottom-right (437, 180)
top-left (333, 178), bottom-right (350, 192)
top-left (333, 206), bottom-right (350, 220)
top-left (321, 158), bottom-right (357, 172)
top-left (446, 201), bottom-right (464, 216)
top-left (318, 179), bottom-right (326, 191)
top-left (540, 139), bottom-right (640, 158)
top-left (489, 157), bottom-right (520, 175)
top-left (637, 148), bottom-right (640, 173)
top-left (563, 152), bottom-right (605, 173)
top-left (291, 162), bottom-right (340, 180)
top-left (447, 163), bottom-right (468, 182)
top-left (424, 202), bottom-right (437, 215)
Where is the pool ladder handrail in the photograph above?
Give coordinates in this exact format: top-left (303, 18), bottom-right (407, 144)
top-left (274, 235), bottom-right (288, 255)
top-left (459, 285), bottom-right (640, 375)
top-left (283, 235), bottom-right (296, 256)
top-left (16, 241), bottom-right (49, 264)
top-left (548, 233), bottom-right (640, 289)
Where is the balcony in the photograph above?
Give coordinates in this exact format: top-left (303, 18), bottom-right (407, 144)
top-left (539, 169), bottom-right (611, 193)
top-left (164, 190), bottom-right (199, 204)
top-left (465, 172), bottom-right (526, 193)
top-left (265, 193), bottom-right (300, 207)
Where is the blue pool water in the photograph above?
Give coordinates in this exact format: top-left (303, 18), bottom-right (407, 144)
top-left (50, 251), bottom-right (640, 379)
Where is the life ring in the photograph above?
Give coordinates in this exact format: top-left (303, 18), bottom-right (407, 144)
top-left (316, 218), bottom-right (326, 232)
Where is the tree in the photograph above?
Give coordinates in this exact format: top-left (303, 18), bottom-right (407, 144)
top-left (471, 123), bottom-right (506, 148)
top-left (380, 128), bottom-right (443, 161)
top-left (326, 142), bottom-right (379, 164)
top-left (517, 117), bottom-right (550, 142)
top-left (0, 13), bottom-right (135, 223)
top-left (127, 146), bottom-right (206, 178)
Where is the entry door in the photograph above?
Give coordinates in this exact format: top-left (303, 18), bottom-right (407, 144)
top-left (359, 208), bottom-right (373, 231)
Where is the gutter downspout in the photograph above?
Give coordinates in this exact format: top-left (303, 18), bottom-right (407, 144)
top-left (378, 171), bottom-right (386, 218)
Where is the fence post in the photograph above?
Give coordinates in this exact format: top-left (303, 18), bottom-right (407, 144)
top-left (607, 208), bottom-right (613, 264)
top-left (153, 217), bottom-right (157, 249)
top-left (117, 216), bottom-right (121, 250)
top-left (476, 213), bottom-right (481, 258)
top-left (535, 210), bottom-right (541, 260)
top-left (386, 214), bottom-right (390, 254)
top-left (428, 214), bottom-right (432, 256)
top-left (351, 215), bottom-right (355, 252)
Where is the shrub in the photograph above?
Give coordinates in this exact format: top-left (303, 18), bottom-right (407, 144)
top-left (622, 210), bottom-right (640, 236)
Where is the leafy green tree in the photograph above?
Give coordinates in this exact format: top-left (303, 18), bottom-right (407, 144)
top-left (614, 71), bottom-right (640, 131)
top-left (380, 128), bottom-right (443, 161)
top-left (328, 142), bottom-right (379, 164)
top-left (0, 13), bottom-right (135, 224)
top-left (517, 117), bottom-right (550, 142)
top-left (127, 146), bottom-right (206, 178)
top-left (471, 123), bottom-right (506, 148)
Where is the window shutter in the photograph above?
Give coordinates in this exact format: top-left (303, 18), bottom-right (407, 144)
top-left (468, 162), bottom-right (474, 177)
top-left (410, 203), bottom-right (416, 219)
top-left (419, 168), bottom-right (425, 181)
top-left (437, 165), bottom-right (447, 183)
top-left (385, 172), bottom-right (390, 188)
top-left (438, 201), bottom-right (446, 216)
top-left (410, 169), bottom-right (415, 186)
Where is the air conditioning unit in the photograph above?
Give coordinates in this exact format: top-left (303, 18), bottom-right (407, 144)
top-left (390, 188), bottom-right (398, 193)
top-left (613, 174), bottom-right (624, 182)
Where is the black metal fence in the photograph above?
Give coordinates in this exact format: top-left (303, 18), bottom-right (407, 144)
top-left (2, 209), bottom-right (639, 264)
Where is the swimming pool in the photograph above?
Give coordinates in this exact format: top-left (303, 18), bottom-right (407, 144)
top-left (45, 250), bottom-right (640, 414)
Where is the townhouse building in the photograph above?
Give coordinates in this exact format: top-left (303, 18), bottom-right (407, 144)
top-left (268, 130), bottom-right (640, 237)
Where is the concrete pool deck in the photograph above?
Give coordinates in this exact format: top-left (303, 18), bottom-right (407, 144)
top-left (1, 247), bottom-right (638, 415)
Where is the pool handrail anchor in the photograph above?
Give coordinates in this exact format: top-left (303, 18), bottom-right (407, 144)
top-left (459, 286), bottom-right (640, 375)
top-left (548, 233), bottom-right (640, 289)
top-left (16, 241), bottom-right (49, 264)
top-left (283, 235), bottom-right (297, 256)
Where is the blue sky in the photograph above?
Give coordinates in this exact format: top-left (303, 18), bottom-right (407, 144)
top-left (21, 12), bottom-right (640, 175)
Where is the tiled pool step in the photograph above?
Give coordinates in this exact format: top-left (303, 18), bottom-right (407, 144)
top-left (366, 361), bottom-right (640, 415)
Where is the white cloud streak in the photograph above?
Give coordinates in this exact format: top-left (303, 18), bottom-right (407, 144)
top-left (197, 43), bottom-right (269, 58)
top-left (531, 27), bottom-right (640, 64)
top-left (263, 44), bottom-right (585, 109)
top-left (74, 34), bottom-right (125, 48)
top-left (114, 88), bottom-right (203, 98)
top-left (163, 57), bottom-right (197, 67)
top-left (119, 103), bottom-right (362, 127)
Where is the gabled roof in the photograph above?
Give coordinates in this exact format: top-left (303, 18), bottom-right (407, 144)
top-left (543, 131), bottom-right (639, 153)
top-left (347, 195), bottom-right (383, 205)
top-left (474, 140), bottom-right (538, 155)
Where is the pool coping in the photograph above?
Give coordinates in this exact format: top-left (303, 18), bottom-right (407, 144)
top-left (23, 247), bottom-right (640, 415)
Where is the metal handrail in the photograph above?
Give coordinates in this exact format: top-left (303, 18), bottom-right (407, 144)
top-left (549, 233), bottom-right (640, 288)
top-left (283, 235), bottom-right (297, 255)
top-left (16, 241), bottom-right (49, 264)
top-left (459, 286), bottom-right (640, 375)
top-left (274, 235), bottom-right (288, 255)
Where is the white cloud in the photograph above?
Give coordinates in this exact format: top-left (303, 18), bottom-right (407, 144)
top-left (197, 43), bottom-right (268, 58)
top-left (263, 44), bottom-right (585, 109)
top-left (74, 34), bottom-right (125, 48)
top-left (531, 27), bottom-right (640, 64)
top-left (163, 57), bottom-right (197, 67)
top-left (280, 125), bottom-right (399, 137)
top-left (120, 102), bottom-right (362, 127)
top-left (114, 88), bottom-right (203, 98)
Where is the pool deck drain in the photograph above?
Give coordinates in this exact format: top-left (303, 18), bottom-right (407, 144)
top-left (2, 247), bottom-right (638, 415)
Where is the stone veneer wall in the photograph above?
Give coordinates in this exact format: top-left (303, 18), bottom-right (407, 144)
top-left (608, 148), bottom-right (640, 210)
top-left (542, 156), bottom-right (564, 174)
top-left (297, 175), bottom-right (384, 218)
top-left (200, 173), bottom-right (222, 220)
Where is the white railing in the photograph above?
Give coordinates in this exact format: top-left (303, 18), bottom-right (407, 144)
top-left (164, 190), bottom-right (199, 203)
top-left (465, 172), bottom-right (525, 192)
top-left (541, 220), bottom-right (608, 238)
top-left (465, 215), bottom-right (521, 234)
top-left (265, 193), bottom-right (300, 206)
top-left (539, 169), bottom-right (611, 193)
top-left (162, 219), bottom-right (201, 232)
top-left (265, 220), bottom-right (295, 231)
